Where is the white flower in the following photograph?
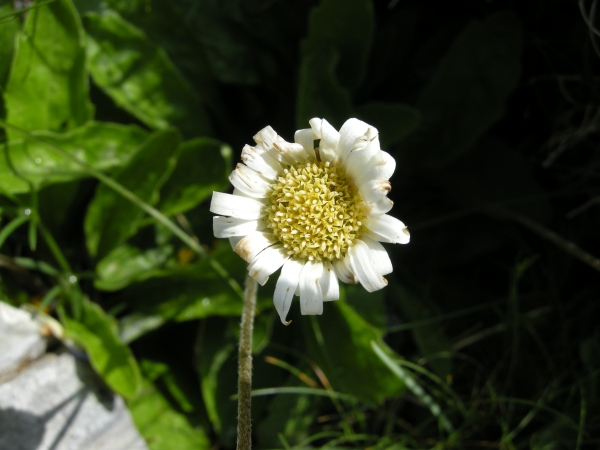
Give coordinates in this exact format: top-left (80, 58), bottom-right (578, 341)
top-left (210, 118), bottom-right (410, 324)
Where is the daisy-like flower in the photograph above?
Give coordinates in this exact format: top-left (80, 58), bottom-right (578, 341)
top-left (210, 118), bottom-right (410, 324)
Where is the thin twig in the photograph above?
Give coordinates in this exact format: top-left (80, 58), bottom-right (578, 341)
top-left (237, 274), bottom-right (258, 450)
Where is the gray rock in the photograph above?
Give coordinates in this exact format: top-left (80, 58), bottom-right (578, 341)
top-left (0, 302), bottom-right (148, 450)
top-left (0, 302), bottom-right (47, 381)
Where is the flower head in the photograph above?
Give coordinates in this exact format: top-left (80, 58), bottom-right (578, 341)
top-left (210, 118), bottom-right (409, 324)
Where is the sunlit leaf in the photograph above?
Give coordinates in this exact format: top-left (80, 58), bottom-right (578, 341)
top-left (0, 2), bottom-right (19, 134)
top-left (4, 0), bottom-right (93, 140)
top-left (61, 296), bottom-right (142, 398)
top-left (0, 122), bottom-right (148, 193)
top-left (95, 244), bottom-right (175, 291)
top-left (84, 128), bottom-right (181, 259)
top-left (129, 378), bottom-right (211, 450)
top-left (83, 10), bottom-right (212, 138)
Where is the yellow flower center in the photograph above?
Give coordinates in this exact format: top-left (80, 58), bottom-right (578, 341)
top-left (265, 161), bottom-right (366, 262)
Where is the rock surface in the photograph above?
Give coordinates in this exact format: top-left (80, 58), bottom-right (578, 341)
top-left (0, 302), bottom-right (148, 450)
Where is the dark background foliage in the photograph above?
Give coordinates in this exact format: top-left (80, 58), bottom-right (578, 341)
top-left (1, 0), bottom-right (599, 448)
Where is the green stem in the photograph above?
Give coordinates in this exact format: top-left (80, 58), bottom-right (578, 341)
top-left (0, 120), bottom-right (243, 298)
top-left (237, 274), bottom-right (258, 450)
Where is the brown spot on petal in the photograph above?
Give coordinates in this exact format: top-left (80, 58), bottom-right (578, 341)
top-left (348, 274), bottom-right (357, 284)
top-left (402, 227), bottom-right (410, 236)
top-left (234, 239), bottom-right (252, 262)
top-left (382, 277), bottom-right (388, 285)
top-left (284, 320), bottom-right (292, 326)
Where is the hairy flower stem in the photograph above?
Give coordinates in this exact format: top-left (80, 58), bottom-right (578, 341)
top-left (237, 274), bottom-right (257, 450)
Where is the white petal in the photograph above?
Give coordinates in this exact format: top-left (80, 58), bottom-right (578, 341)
top-left (232, 188), bottom-right (267, 204)
top-left (344, 134), bottom-right (381, 181)
top-left (229, 236), bottom-right (243, 249)
top-left (358, 179), bottom-right (392, 204)
top-left (210, 192), bottom-right (265, 220)
top-left (309, 118), bottom-right (340, 163)
top-left (354, 150), bottom-right (396, 187)
top-left (228, 164), bottom-right (272, 198)
top-left (320, 261), bottom-right (340, 301)
top-left (349, 240), bottom-right (388, 292)
top-left (364, 214), bottom-right (410, 244)
top-left (234, 231), bottom-right (276, 263)
top-left (367, 197), bottom-right (394, 215)
top-left (273, 258), bottom-right (304, 324)
top-left (294, 128), bottom-right (317, 161)
top-left (299, 260), bottom-right (323, 315)
top-left (241, 144), bottom-right (282, 180)
top-left (337, 119), bottom-right (377, 164)
top-left (273, 137), bottom-right (308, 163)
top-left (253, 125), bottom-right (277, 151)
top-left (247, 245), bottom-right (289, 286)
top-left (213, 216), bottom-right (266, 238)
top-left (360, 235), bottom-right (393, 275)
top-left (332, 253), bottom-right (357, 284)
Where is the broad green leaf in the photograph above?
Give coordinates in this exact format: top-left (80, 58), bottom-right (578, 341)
top-left (301, 293), bottom-right (405, 404)
top-left (95, 244), bottom-right (175, 291)
top-left (83, 10), bottom-right (212, 138)
top-left (129, 379), bottom-right (211, 450)
top-left (4, 0), bottom-right (93, 140)
top-left (0, 122), bottom-right (148, 194)
top-left (157, 138), bottom-right (231, 217)
top-left (0, 2), bottom-right (19, 133)
top-left (302, 0), bottom-right (374, 91)
top-left (356, 102), bottom-right (421, 147)
top-left (84, 128), bottom-right (180, 259)
top-left (62, 297), bottom-right (141, 398)
top-left (400, 11), bottom-right (522, 170)
top-left (108, 258), bottom-right (246, 322)
top-left (296, 47), bottom-right (352, 129)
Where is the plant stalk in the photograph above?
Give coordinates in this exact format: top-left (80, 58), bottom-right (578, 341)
top-left (237, 274), bottom-right (258, 450)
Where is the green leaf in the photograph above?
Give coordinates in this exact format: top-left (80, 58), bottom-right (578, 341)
top-left (302, 0), bottom-right (374, 91)
top-left (128, 379), bottom-right (211, 450)
top-left (95, 244), bottom-right (175, 291)
top-left (83, 10), bottom-right (212, 138)
top-left (0, 2), bottom-right (19, 132)
top-left (108, 257), bottom-right (246, 322)
top-left (400, 11), bottom-right (522, 169)
top-left (296, 47), bottom-right (352, 129)
top-left (0, 122), bottom-right (148, 193)
top-left (355, 102), bottom-right (421, 147)
top-left (4, 0), bottom-right (93, 140)
top-left (157, 138), bottom-right (231, 217)
top-left (62, 297), bottom-right (142, 398)
top-left (84, 128), bottom-right (181, 259)
top-left (301, 292), bottom-right (405, 404)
